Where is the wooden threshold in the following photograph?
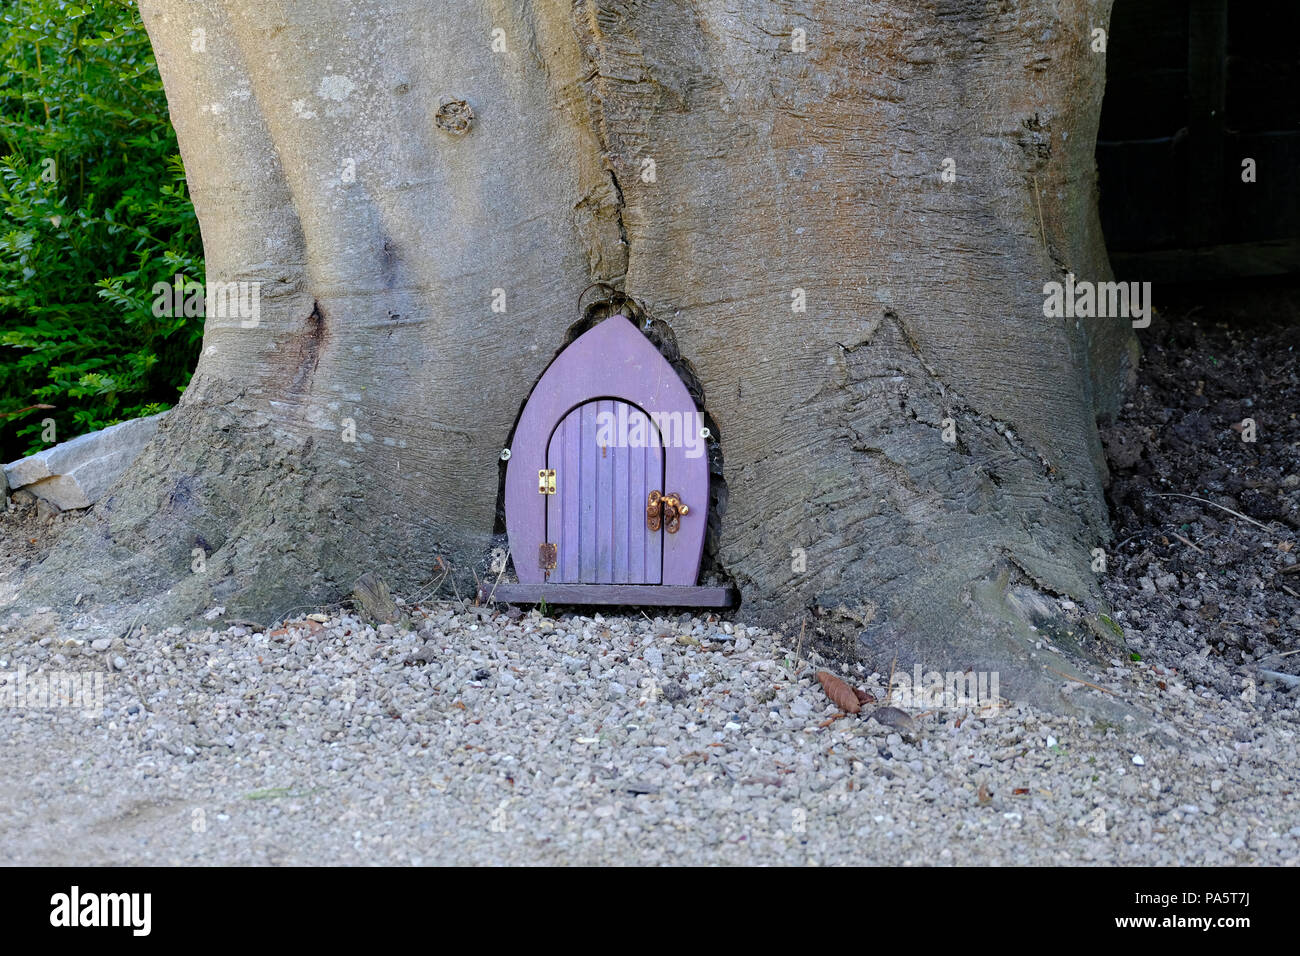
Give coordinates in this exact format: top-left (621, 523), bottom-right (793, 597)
top-left (483, 583), bottom-right (734, 608)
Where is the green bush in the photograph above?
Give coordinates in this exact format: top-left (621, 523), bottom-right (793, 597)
top-left (0, 0), bottom-right (202, 462)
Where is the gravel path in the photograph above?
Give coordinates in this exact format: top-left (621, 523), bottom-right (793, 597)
top-left (2, 601), bottom-right (1296, 865)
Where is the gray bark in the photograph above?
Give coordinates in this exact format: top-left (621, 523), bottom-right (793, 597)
top-left (18, 0), bottom-right (1136, 711)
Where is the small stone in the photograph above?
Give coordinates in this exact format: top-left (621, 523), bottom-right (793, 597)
top-left (869, 706), bottom-right (916, 734)
top-left (3, 412), bottom-right (167, 509)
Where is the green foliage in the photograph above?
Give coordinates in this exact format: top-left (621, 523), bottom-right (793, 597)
top-left (0, 0), bottom-right (202, 460)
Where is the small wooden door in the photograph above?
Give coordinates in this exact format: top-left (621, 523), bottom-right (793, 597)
top-left (502, 314), bottom-right (727, 605)
top-left (546, 399), bottom-right (663, 584)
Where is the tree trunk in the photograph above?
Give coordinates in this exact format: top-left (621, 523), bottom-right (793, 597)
top-left (21, 0), bottom-right (1137, 710)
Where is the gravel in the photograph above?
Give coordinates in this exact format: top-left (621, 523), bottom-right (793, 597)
top-left (1, 600), bottom-right (1296, 865)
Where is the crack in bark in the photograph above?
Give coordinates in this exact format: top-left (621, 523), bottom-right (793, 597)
top-left (290, 300), bottom-right (326, 393)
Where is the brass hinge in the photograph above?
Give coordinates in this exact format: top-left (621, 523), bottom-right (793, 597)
top-left (538, 542), bottom-right (557, 572)
top-left (538, 469), bottom-right (556, 494)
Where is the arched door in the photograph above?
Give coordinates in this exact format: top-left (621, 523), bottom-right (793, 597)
top-left (546, 399), bottom-right (664, 584)
top-left (496, 314), bottom-right (730, 606)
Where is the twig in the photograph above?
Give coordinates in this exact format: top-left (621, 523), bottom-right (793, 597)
top-left (0, 403), bottom-right (55, 419)
top-left (1171, 532), bottom-right (1204, 554)
top-left (1259, 669), bottom-right (1300, 688)
top-left (885, 653), bottom-right (898, 705)
top-left (1045, 665), bottom-right (1118, 695)
top-left (1148, 493), bottom-right (1276, 533)
top-left (1114, 530), bottom-right (1153, 550)
top-left (484, 550), bottom-right (510, 605)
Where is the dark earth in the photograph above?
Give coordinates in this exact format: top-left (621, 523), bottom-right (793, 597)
top-left (1100, 278), bottom-right (1300, 707)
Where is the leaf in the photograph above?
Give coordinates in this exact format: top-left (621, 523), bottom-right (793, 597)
top-left (816, 670), bottom-right (861, 714)
top-left (854, 686), bottom-right (875, 705)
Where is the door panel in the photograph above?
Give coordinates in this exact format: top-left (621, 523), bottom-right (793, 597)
top-left (547, 399), bottom-right (663, 584)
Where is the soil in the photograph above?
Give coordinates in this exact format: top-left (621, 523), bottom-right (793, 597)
top-left (1100, 278), bottom-right (1300, 702)
top-left (0, 490), bottom-right (62, 611)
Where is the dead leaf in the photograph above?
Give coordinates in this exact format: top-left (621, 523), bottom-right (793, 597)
top-left (978, 782), bottom-right (992, 805)
top-left (1013, 787), bottom-right (1029, 795)
top-left (816, 670), bottom-right (861, 714)
top-left (854, 687), bottom-right (876, 705)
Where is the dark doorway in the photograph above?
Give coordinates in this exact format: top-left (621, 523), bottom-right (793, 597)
top-left (1097, 0), bottom-right (1300, 281)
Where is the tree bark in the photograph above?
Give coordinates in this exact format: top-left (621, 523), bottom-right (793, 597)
top-left (19, 0), bottom-right (1137, 710)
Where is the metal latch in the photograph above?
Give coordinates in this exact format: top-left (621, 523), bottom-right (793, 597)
top-left (538, 469), bottom-right (556, 494)
top-left (646, 490), bottom-right (689, 534)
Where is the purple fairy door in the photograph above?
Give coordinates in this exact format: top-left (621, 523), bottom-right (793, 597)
top-left (547, 399), bottom-right (663, 584)
top-left (493, 314), bottom-right (732, 607)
